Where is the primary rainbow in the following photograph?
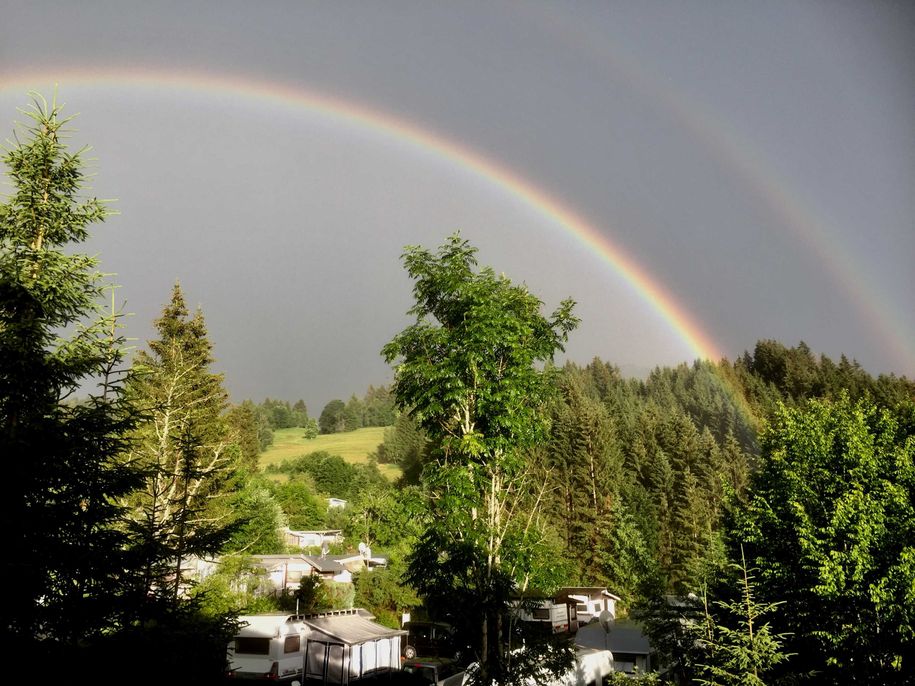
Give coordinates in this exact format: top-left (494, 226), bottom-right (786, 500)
top-left (0, 67), bottom-right (723, 362)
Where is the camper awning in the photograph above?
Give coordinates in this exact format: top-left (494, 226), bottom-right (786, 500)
top-left (304, 614), bottom-right (406, 645)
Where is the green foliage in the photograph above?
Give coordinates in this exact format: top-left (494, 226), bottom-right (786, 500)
top-left (270, 450), bottom-right (355, 494)
top-left (123, 283), bottom-right (242, 602)
top-left (267, 449), bottom-right (388, 501)
top-left (734, 393), bottom-right (915, 683)
top-left (345, 485), bottom-right (427, 551)
top-left (363, 384), bottom-right (397, 426)
top-left (0, 95), bottom-right (145, 651)
top-left (694, 550), bottom-right (791, 686)
top-left (225, 400), bottom-right (265, 471)
top-left (190, 554), bottom-right (277, 616)
top-left (320, 398), bottom-right (347, 433)
top-left (344, 394), bottom-right (365, 431)
top-left (222, 480), bottom-right (285, 554)
top-left (605, 671), bottom-right (662, 685)
top-left (260, 397), bottom-right (310, 429)
top-left (734, 340), bottom-right (915, 419)
top-left (276, 574), bottom-right (330, 614)
top-left (635, 590), bottom-right (707, 683)
top-left (325, 580), bottom-right (356, 610)
top-left (376, 411), bottom-right (429, 483)
top-left (383, 234), bottom-right (579, 684)
top-left (383, 233), bottom-right (578, 463)
top-left (270, 477), bottom-right (325, 530)
top-left (354, 561), bottom-right (421, 628)
top-left (545, 372), bottom-right (622, 584)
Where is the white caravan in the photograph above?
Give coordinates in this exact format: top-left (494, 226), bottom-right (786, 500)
top-left (226, 613), bottom-right (308, 683)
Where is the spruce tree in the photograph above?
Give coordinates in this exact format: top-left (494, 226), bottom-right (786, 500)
top-left (695, 549), bottom-right (791, 686)
top-left (0, 96), bottom-right (143, 656)
top-left (547, 373), bottom-right (621, 583)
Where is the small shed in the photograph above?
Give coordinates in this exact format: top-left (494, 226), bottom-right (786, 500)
top-left (285, 528), bottom-right (344, 549)
top-left (303, 610), bottom-right (407, 684)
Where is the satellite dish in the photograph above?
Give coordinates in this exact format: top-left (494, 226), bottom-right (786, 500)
top-left (598, 609), bottom-right (615, 633)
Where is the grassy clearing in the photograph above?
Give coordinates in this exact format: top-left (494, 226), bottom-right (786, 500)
top-left (258, 426), bottom-right (401, 480)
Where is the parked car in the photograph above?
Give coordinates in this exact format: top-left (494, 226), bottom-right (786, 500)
top-left (402, 621), bottom-right (463, 661)
top-left (401, 658), bottom-right (468, 686)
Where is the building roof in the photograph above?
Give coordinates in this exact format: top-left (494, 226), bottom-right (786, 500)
top-left (606, 620), bottom-right (652, 655)
top-left (304, 613), bottom-right (407, 645)
top-left (575, 619), bottom-right (651, 656)
top-left (556, 587), bottom-right (622, 602)
top-left (303, 555), bottom-right (348, 574)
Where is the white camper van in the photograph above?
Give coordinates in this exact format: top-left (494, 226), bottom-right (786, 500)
top-left (226, 613), bottom-right (308, 683)
top-left (513, 599), bottom-right (578, 635)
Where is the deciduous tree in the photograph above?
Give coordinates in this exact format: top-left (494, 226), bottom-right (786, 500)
top-left (734, 394), bottom-right (915, 684)
top-left (382, 234), bottom-right (579, 684)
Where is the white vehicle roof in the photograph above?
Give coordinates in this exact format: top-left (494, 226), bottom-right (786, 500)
top-left (236, 613), bottom-right (304, 638)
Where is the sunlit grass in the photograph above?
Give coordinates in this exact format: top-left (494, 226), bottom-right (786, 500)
top-left (258, 426), bottom-right (400, 480)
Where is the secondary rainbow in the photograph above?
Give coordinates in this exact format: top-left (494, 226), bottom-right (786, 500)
top-left (524, 4), bottom-right (915, 374)
top-left (0, 67), bottom-right (724, 362)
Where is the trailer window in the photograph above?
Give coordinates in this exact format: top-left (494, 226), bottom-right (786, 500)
top-left (284, 635), bottom-right (301, 653)
top-left (235, 637), bottom-right (270, 655)
top-left (532, 608), bottom-right (550, 620)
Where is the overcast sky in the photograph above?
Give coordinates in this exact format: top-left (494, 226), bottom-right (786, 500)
top-left (2, 1), bottom-right (913, 414)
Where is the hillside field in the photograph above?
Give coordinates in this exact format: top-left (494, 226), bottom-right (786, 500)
top-left (259, 426), bottom-right (400, 480)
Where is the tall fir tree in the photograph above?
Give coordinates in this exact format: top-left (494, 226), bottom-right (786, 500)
top-left (123, 282), bottom-right (239, 603)
top-left (0, 95), bottom-right (144, 658)
top-left (547, 372), bottom-right (621, 584)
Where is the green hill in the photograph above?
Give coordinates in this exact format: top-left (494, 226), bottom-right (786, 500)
top-left (259, 426), bottom-right (400, 480)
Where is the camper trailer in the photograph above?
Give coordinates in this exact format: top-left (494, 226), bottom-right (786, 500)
top-left (226, 613), bottom-right (308, 683)
top-left (513, 599), bottom-right (578, 635)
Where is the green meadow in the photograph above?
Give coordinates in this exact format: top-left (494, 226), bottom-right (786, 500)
top-left (258, 426), bottom-right (400, 480)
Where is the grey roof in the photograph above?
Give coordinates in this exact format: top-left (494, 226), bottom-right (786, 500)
top-left (303, 555), bottom-right (346, 573)
top-left (304, 614), bottom-right (407, 645)
top-left (575, 619), bottom-right (651, 656)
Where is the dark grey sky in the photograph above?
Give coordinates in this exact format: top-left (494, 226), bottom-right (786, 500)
top-left (2, 1), bottom-right (913, 414)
